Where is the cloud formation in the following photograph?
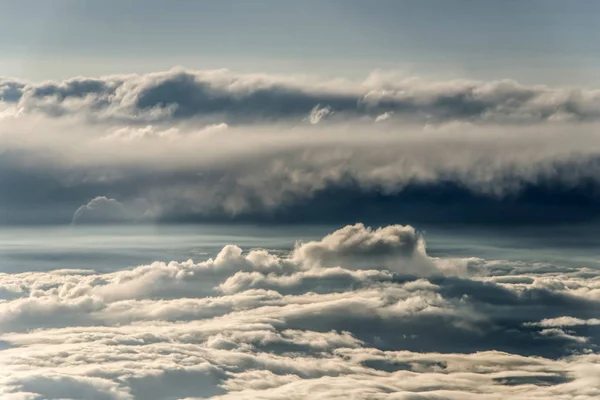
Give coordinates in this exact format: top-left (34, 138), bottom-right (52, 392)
top-left (0, 224), bottom-right (599, 399)
top-left (72, 197), bottom-right (130, 225)
top-left (3, 68), bottom-right (600, 124)
top-left (3, 68), bottom-right (600, 225)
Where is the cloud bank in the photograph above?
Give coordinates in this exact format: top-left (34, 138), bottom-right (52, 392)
top-left (3, 68), bottom-right (600, 225)
top-left (3, 68), bottom-right (600, 124)
top-left (1, 223), bottom-right (599, 399)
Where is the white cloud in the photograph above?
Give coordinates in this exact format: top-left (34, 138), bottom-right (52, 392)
top-left (101, 123), bottom-right (228, 142)
top-left (306, 104), bottom-right (333, 124)
top-left (375, 111), bottom-right (392, 122)
top-left (0, 106), bottom-right (24, 121)
top-left (528, 317), bottom-right (600, 328)
top-left (1, 224), bottom-right (600, 398)
top-left (291, 223), bottom-right (436, 275)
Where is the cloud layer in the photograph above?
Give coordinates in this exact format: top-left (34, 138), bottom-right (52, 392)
top-left (3, 68), bottom-right (600, 225)
top-left (3, 68), bottom-right (600, 124)
top-left (1, 223), bottom-right (599, 399)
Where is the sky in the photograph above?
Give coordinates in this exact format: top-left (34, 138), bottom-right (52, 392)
top-left (2, 0), bottom-right (600, 85)
top-left (2, 2), bottom-right (600, 399)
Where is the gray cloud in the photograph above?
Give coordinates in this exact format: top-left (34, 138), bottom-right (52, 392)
top-left (3, 68), bottom-right (600, 124)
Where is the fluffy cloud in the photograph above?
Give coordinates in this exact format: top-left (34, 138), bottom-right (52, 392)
top-left (0, 224), bottom-right (599, 399)
top-left (291, 224), bottom-right (436, 275)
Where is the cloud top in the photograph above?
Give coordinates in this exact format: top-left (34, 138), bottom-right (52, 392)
top-left (3, 68), bottom-right (600, 124)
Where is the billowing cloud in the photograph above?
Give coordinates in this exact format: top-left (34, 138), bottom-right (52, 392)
top-left (0, 224), bottom-right (599, 399)
top-left (3, 68), bottom-right (600, 225)
top-left (291, 223), bottom-right (436, 275)
top-left (3, 68), bottom-right (600, 124)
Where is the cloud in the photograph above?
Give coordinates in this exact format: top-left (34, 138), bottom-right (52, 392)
top-left (101, 123), bottom-right (228, 142)
top-left (70, 197), bottom-right (151, 225)
top-left (306, 104), bottom-right (333, 124)
top-left (103, 125), bottom-right (181, 141)
top-left (3, 68), bottom-right (600, 124)
top-left (291, 223), bottom-right (436, 275)
top-left (375, 111), bottom-right (392, 122)
top-left (4, 68), bottom-right (600, 225)
top-left (72, 197), bottom-right (130, 225)
top-left (1, 223), bottom-right (600, 398)
top-left (5, 68), bottom-right (600, 398)
top-left (528, 317), bottom-right (600, 328)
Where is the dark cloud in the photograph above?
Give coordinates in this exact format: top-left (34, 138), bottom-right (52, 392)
top-left (5, 150), bottom-right (600, 226)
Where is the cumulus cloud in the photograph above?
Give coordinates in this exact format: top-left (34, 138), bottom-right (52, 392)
top-left (1, 224), bottom-right (599, 398)
top-left (291, 223), bottom-right (436, 275)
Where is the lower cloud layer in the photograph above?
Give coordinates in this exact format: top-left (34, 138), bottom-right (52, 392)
top-left (1, 224), bottom-right (599, 399)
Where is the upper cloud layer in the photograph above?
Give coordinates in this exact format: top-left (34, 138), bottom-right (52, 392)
top-left (3, 68), bottom-right (600, 124)
top-left (4, 68), bottom-right (600, 225)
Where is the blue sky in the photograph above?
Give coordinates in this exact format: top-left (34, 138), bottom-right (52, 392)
top-left (2, 0), bottom-right (600, 85)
